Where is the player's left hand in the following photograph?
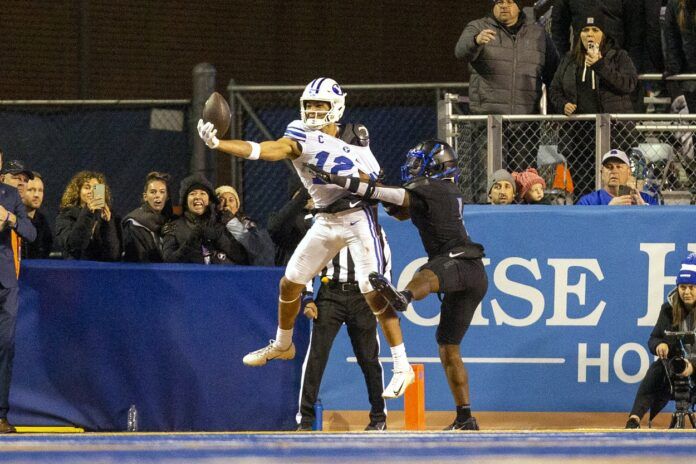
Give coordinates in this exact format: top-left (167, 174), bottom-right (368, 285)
top-left (681, 360), bottom-right (694, 377)
top-left (303, 163), bottom-right (332, 183)
top-left (197, 119), bottom-right (220, 149)
top-left (303, 301), bottom-right (318, 319)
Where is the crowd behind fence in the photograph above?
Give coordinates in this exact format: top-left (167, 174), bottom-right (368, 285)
top-left (1, 78), bottom-right (695, 240)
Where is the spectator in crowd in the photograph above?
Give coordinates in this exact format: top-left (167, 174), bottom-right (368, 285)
top-left (0, 150), bottom-right (36, 433)
top-left (215, 185), bottom-right (275, 266)
top-left (664, 0), bottom-right (696, 94)
top-left (625, 253), bottom-right (696, 429)
top-left (267, 179), bottom-right (313, 266)
top-left (549, 13), bottom-right (637, 196)
top-left (551, 0), bottom-right (644, 72)
top-left (296, 236), bottom-right (389, 432)
top-left (162, 174), bottom-right (247, 265)
top-left (642, 0), bottom-right (668, 105)
top-left (576, 149), bottom-right (659, 205)
top-left (21, 172), bottom-right (53, 259)
top-left (122, 171), bottom-right (173, 263)
top-left (0, 160), bottom-right (32, 199)
top-left (512, 168), bottom-right (551, 204)
top-left (488, 169), bottom-right (517, 205)
top-left (55, 171), bottom-right (121, 261)
top-left (456, 0), bottom-right (558, 198)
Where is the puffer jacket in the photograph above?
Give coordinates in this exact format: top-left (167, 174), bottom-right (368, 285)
top-left (455, 11), bottom-right (558, 115)
top-left (549, 47), bottom-right (637, 114)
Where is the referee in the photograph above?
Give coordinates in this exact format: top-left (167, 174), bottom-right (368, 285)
top-left (296, 230), bottom-right (390, 431)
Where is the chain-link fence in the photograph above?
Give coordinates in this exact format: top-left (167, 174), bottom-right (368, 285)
top-left (226, 83), bottom-right (468, 225)
top-left (0, 101), bottom-right (192, 225)
top-left (441, 93), bottom-right (696, 205)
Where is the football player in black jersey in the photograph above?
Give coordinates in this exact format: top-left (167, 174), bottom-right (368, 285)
top-left (305, 140), bottom-right (488, 430)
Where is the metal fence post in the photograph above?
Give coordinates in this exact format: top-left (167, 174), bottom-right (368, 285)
top-left (191, 63), bottom-right (216, 181)
top-left (487, 114), bottom-right (503, 179)
top-left (595, 113), bottom-right (611, 190)
top-left (438, 93), bottom-right (455, 147)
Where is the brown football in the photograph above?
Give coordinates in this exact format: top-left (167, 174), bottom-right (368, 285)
top-left (202, 91), bottom-right (231, 138)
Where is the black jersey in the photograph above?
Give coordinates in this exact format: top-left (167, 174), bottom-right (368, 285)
top-left (405, 178), bottom-right (483, 259)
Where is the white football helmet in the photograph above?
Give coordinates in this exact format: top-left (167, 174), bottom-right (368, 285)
top-left (300, 77), bottom-right (347, 129)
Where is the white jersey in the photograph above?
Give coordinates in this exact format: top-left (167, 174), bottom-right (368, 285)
top-left (284, 120), bottom-right (381, 209)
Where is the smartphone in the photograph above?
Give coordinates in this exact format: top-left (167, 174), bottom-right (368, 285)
top-left (617, 185), bottom-right (633, 196)
top-left (93, 183), bottom-right (106, 203)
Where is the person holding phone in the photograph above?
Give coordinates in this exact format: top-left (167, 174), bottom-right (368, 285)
top-left (576, 150), bottom-right (659, 205)
top-left (549, 13), bottom-right (638, 197)
top-left (55, 171), bottom-right (121, 261)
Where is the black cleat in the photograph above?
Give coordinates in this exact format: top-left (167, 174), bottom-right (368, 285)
top-left (625, 417), bottom-right (640, 429)
top-left (364, 420), bottom-right (387, 431)
top-left (369, 272), bottom-right (408, 312)
top-left (443, 417), bottom-right (479, 431)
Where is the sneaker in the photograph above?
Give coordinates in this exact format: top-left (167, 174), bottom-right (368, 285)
top-left (444, 417), bottom-right (479, 431)
top-left (242, 340), bottom-right (296, 366)
top-left (382, 366), bottom-right (415, 399)
top-left (296, 423), bottom-right (313, 432)
top-left (365, 420), bottom-right (387, 431)
top-left (369, 272), bottom-right (408, 312)
top-left (625, 417), bottom-right (640, 429)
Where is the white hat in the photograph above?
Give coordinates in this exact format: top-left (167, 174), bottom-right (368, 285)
top-left (601, 149), bottom-right (629, 166)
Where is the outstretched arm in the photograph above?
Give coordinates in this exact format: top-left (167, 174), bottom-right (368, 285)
top-left (305, 164), bottom-right (410, 208)
top-left (197, 120), bottom-right (300, 161)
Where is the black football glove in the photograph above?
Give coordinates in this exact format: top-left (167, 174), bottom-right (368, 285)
top-left (303, 163), bottom-right (334, 184)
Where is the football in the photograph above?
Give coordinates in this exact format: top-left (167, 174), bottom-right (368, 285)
top-left (202, 91), bottom-right (231, 138)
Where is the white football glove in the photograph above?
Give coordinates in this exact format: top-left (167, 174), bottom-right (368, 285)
top-left (197, 119), bottom-right (220, 149)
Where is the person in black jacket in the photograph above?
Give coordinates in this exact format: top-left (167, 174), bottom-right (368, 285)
top-left (307, 140), bottom-right (488, 431)
top-left (55, 171), bottom-right (120, 261)
top-left (215, 185), bottom-right (275, 266)
top-left (549, 13), bottom-right (637, 197)
top-left (664, 0), bottom-right (696, 95)
top-left (162, 174), bottom-right (247, 265)
top-left (551, 0), bottom-right (644, 72)
top-left (267, 179), bottom-right (313, 266)
top-left (625, 253), bottom-right (696, 429)
top-left (122, 171), bottom-right (174, 263)
top-left (21, 172), bottom-right (53, 259)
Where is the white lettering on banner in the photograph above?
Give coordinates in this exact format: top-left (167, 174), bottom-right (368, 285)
top-left (398, 257), bottom-right (436, 326)
top-left (638, 243), bottom-right (696, 326)
top-left (472, 258), bottom-right (491, 325)
top-left (613, 343), bottom-right (650, 383)
top-left (546, 259), bottom-right (605, 326)
top-left (490, 257), bottom-right (545, 327)
top-left (578, 343), bottom-right (609, 383)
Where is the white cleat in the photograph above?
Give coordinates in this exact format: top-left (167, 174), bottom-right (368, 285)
top-left (242, 340), bottom-right (296, 367)
top-left (382, 366), bottom-right (415, 399)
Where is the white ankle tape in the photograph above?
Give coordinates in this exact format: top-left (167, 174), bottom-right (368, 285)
top-left (279, 295), bottom-right (300, 304)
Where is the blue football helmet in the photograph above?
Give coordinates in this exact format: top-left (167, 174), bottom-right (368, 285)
top-left (400, 140), bottom-right (459, 183)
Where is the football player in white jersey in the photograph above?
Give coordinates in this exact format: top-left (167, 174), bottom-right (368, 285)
top-left (198, 77), bottom-right (414, 399)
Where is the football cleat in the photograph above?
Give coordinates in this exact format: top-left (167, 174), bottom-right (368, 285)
top-left (625, 417), bottom-right (640, 429)
top-left (369, 272), bottom-right (409, 312)
top-left (243, 340), bottom-right (295, 366)
top-left (443, 417), bottom-right (479, 431)
top-left (365, 420), bottom-right (387, 431)
top-left (382, 366), bottom-right (415, 399)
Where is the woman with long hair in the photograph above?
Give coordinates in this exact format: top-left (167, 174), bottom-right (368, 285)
top-left (549, 13), bottom-right (637, 197)
top-left (55, 170), bottom-right (120, 261)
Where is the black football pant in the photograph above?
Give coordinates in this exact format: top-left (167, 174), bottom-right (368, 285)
top-left (297, 283), bottom-right (386, 427)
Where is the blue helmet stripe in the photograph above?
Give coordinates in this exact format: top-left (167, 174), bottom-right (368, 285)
top-left (314, 77), bottom-right (327, 91)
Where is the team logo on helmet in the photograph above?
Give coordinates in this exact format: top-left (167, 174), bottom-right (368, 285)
top-left (332, 84), bottom-right (343, 95)
top-left (300, 77), bottom-right (347, 129)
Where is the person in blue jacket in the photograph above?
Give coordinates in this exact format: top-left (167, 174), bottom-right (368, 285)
top-left (576, 149), bottom-right (659, 205)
